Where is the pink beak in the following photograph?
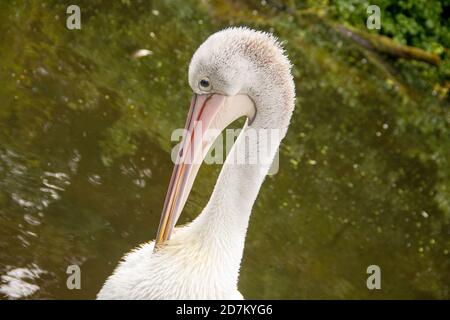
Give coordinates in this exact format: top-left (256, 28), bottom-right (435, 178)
top-left (155, 93), bottom-right (255, 248)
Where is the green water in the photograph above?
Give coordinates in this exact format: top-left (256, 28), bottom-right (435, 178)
top-left (0, 1), bottom-right (448, 299)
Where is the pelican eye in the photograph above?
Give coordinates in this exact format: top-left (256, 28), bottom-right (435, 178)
top-left (198, 78), bottom-right (211, 91)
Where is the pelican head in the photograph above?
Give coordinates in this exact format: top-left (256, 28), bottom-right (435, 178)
top-left (155, 27), bottom-right (295, 247)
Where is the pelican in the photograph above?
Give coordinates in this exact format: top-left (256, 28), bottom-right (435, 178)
top-left (97, 27), bottom-right (295, 299)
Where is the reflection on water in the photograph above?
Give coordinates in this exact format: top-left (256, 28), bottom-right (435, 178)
top-left (0, 1), bottom-right (448, 299)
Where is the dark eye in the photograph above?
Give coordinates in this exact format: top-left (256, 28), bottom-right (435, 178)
top-left (198, 78), bottom-right (211, 91)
